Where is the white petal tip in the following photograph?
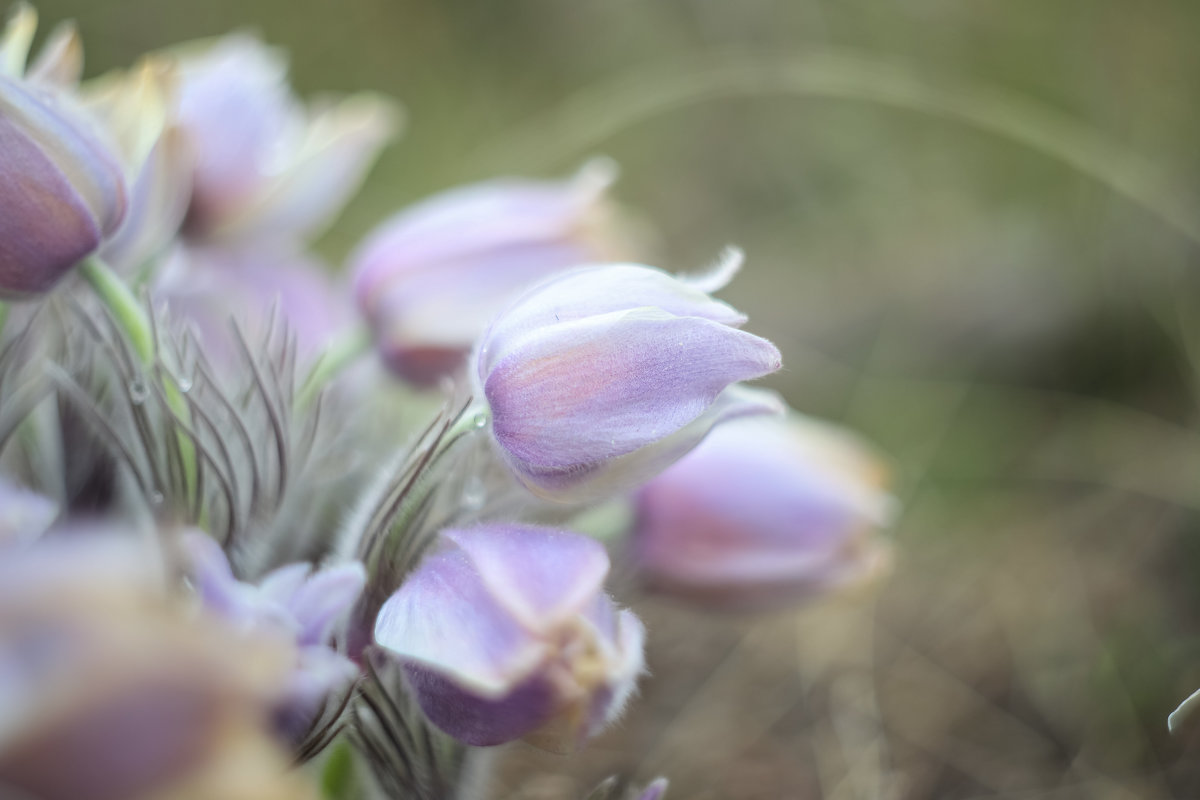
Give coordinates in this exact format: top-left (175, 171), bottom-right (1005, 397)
top-left (1169, 686), bottom-right (1200, 734)
top-left (574, 155), bottom-right (620, 199)
top-left (684, 246), bottom-right (744, 294)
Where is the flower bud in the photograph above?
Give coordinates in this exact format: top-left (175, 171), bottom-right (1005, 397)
top-left (0, 73), bottom-right (126, 297)
top-left (374, 524), bottom-right (645, 752)
top-left (473, 254), bottom-right (783, 501)
top-left (631, 412), bottom-right (894, 611)
top-left (352, 159), bottom-right (622, 385)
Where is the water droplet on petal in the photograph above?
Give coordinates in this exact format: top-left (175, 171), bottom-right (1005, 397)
top-left (473, 411), bottom-right (489, 429)
top-left (177, 376), bottom-right (193, 393)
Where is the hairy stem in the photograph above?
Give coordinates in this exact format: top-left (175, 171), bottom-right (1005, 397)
top-left (79, 256), bottom-right (154, 365)
top-left (298, 325), bottom-right (371, 409)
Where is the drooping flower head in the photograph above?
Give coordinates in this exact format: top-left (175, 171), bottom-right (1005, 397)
top-left (352, 159), bottom-right (625, 385)
top-left (473, 252), bottom-right (783, 501)
top-left (0, 5), bottom-right (126, 298)
top-left (632, 412), bottom-right (894, 611)
top-left (374, 524), bottom-right (645, 752)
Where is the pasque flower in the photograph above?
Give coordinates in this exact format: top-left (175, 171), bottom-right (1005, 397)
top-left (87, 56), bottom-right (194, 274)
top-left (137, 32), bottom-right (394, 366)
top-left (0, 533), bottom-right (318, 800)
top-left (374, 524), bottom-right (645, 752)
top-left (0, 9), bottom-right (126, 297)
top-left (474, 254), bottom-right (783, 501)
top-left (171, 33), bottom-right (398, 243)
top-left (352, 159), bottom-right (623, 384)
top-left (631, 412), bottom-right (894, 611)
top-left (180, 531), bottom-right (366, 739)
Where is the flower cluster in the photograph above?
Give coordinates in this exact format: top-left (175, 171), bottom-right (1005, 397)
top-left (0, 5), bottom-right (895, 799)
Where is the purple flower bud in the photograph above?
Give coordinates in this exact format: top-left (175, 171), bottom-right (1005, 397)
top-left (352, 159), bottom-right (622, 385)
top-left (374, 524), bottom-right (645, 752)
top-left (0, 477), bottom-right (56, 548)
top-left (632, 413), bottom-right (894, 611)
top-left (172, 33), bottom-right (398, 243)
top-left (473, 256), bottom-right (783, 501)
top-left (0, 74), bottom-right (126, 297)
top-left (180, 531), bottom-right (365, 738)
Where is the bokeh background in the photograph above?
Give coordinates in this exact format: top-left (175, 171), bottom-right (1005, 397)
top-left (35, 0), bottom-right (1200, 797)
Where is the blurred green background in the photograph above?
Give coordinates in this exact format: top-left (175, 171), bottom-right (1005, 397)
top-left (36, 0), bottom-right (1200, 796)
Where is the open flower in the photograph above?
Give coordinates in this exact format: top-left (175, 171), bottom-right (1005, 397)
top-left (352, 159), bottom-right (625, 385)
top-left (631, 412), bottom-right (894, 611)
top-left (0, 8), bottom-right (126, 298)
top-left (86, 56), bottom-right (194, 274)
top-left (474, 254), bottom-right (783, 501)
top-left (180, 531), bottom-right (366, 740)
top-left (170, 33), bottom-right (399, 244)
top-left (374, 524), bottom-right (644, 752)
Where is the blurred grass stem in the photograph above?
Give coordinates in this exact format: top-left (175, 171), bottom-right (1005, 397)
top-left (298, 325), bottom-right (370, 409)
top-left (476, 49), bottom-right (1200, 248)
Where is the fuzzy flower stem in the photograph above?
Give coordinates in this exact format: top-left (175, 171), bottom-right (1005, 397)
top-left (366, 403), bottom-right (490, 580)
top-left (297, 324), bottom-right (371, 408)
top-left (164, 374), bottom-right (199, 517)
top-left (79, 256), bottom-right (154, 365)
top-left (80, 256), bottom-right (199, 506)
top-left (0, 299), bottom-right (9, 339)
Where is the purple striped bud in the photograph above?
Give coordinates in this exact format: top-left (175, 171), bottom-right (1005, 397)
top-left (374, 525), bottom-right (645, 752)
top-left (474, 254), bottom-right (783, 501)
top-left (180, 531), bottom-right (365, 740)
top-left (632, 413), bottom-right (894, 611)
top-left (352, 159), bottom-right (622, 385)
top-left (0, 71), bottom-right (126, 297)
